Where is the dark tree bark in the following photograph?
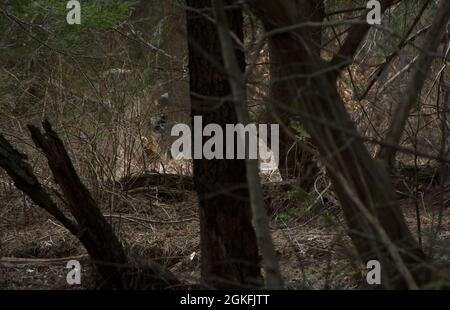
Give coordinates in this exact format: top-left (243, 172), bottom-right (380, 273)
top-left (248, 0), bottom-right (431, 289)
top-left (268, 0), bottom-right (324, 187)
top-left (28, 121), bottom-right (129, 288)
top-left (28, 121), bottom-right (179, 289)
top-left (0, 121), bottom-right (179, 289)
top-left (185, 0), bottom-right (262, 288)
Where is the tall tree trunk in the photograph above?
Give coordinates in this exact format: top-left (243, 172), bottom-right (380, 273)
top-left (268, 0), bottom-right (324, 187)
top-left (248, 1), bottom-right (430, 289)
top-left (211, 0), bottom-right (283, 289)
top-left (185, 0), bottom-right (262, 288)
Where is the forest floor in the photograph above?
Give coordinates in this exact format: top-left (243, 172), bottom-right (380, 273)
top-left (1, 179), bottom-right (449, 290)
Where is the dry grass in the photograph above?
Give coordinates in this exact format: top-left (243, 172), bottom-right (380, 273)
top-left (2, 175), bottom-right (448, 290)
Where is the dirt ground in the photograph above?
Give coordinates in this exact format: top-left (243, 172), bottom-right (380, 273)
top-left (1, 180), bottom-right (449, 290)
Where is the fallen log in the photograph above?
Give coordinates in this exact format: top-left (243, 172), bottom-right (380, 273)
top-left (0, 255), bottom-right (89, 266)
top-left (118, 172), bottom-right (194, 191)
top-left (118, 172), bottom-right (295, 193)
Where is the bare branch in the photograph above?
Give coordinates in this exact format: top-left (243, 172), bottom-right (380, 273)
top-left (329, 0), bottom-right (399, 72)
top-left (377, 0), bottom-right (450, 168)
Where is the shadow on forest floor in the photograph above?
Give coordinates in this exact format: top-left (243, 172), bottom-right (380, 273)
top-left (1, 180), bottom-right (449, 289)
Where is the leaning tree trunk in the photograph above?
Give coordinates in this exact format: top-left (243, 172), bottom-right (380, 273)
top-left (28, 121), bottom-right (129, 288)
top-left (185, 0), bottom-right (262, 288)
top-left (248, 1), bottom-right (431, 289)
top-left (268, 0), bottom-right (324, 188)
top-left (0, 121), bottom-right (179, 289)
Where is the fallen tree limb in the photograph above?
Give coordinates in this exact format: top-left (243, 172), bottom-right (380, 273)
top-left (118, 172), bottom-right (194, 191)
top-left (105, 214), bottom-right (197, 225)
top-left (119, 172), bottom-right (296, 193)
top-left (124, 185), bottom-right (191, 201)
top-left (0, 255), bottom-right (89, 266)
